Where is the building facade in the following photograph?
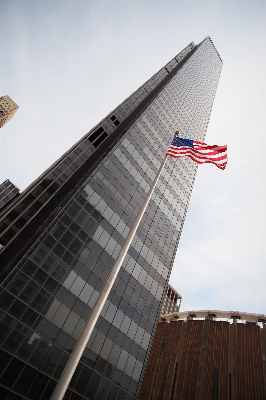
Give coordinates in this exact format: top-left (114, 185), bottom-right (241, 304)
top-left (139, 311), bottom-right (266, 400)
top-left (160, 284), bottom-right (182, 316)
top-left (0, 95), bottom-right (19, 128)
top-left (0, 180), bottom-right (20, 212)
top-left (0, 37), bottom-right (222, 400)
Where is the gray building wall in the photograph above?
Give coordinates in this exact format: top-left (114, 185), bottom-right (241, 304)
top-left (0, 37), bottom-right (222, 400)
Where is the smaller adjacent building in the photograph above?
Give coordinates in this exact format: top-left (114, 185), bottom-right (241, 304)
top-left (160, 285), bottom-right (182, 316)
top-left (138, 310), bottom-right (266, 400)
top-left (0, 180), bottom-right (20, 211)
top-left (0, 95), bottom-right (19, 128)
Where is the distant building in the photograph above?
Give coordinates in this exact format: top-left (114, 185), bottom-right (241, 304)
top-left (160, 284), bottom-right (182, 316)
top-left (0, 95), bottom-right (19, 128)
top-left (0, 180), bottom-right (20, 211)
top-left (139, 310), bottom-right (266, 400)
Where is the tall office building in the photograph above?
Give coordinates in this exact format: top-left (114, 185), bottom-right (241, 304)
top-left (139, 311), bottom-right (266, 400)
top-left (0, 95), bottom-right (19, 128)
top-left (0, 37), bottom-right (222, 400)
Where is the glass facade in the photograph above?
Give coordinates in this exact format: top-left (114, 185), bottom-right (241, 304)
top-left (0, 180), bottom-right (20, 211)
top-left (0, 37), bottom-right (222, 399)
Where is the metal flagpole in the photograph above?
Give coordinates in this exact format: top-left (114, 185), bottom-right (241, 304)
top-left (51, 137), bottom-right (174, 399)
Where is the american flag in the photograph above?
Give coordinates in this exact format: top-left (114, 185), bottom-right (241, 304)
top-left (166, 136), bottom-right (227, 170)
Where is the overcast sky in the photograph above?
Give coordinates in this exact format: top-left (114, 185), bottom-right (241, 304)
top-left (1, 0), bottom-right (266, 316)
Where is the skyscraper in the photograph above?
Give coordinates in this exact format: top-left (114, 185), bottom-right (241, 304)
top-left (0, 95), bottom-right (19, 128)
top-left (139, 311), bottom-right (266, 400)
top-left (0, 37), bottom-right (222, 400)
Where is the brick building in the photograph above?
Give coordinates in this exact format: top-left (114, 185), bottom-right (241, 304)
top-left (139, 310), bottom-right (266, 400)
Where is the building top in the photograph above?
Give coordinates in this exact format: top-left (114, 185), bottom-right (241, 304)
top-left (159, 310), bottom-right (266, 323)
top-left (0, 95), bottom-right (19, 128)
top-left (168, 284), bottom-right (182, 299)
top-left (0, 40), bottom-right (197, 247)
top-left (0, 180), bottom-right (20, 211)
top-left (160, 284), bottom-right (182, 316)
top-left (208, 36), bottom-right (223, 63)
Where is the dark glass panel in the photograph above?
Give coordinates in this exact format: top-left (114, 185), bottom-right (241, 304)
top-left (0, 357), bottom-right (24, 389)
top-left (146, 321), bottom-right (153, 334)
top-left (66, 202), bottom-right (82, 219)
top-left (50, 221), bottom-right (66, 240)
top-left (64, 292), bottom-right (76, 308)
top-left (69, 238), bottom-right (83, 256)
top-left (112, 369), bottom-right (122, 386)
top-left (120, 374), bottom-right (130, 391)
top-left (8, 299), bottom-right (27, 319)
top-left (55, 330), bottom-right (70, 349)
top-left (106, 383), bottom-right (118, 400)
top-left (20, 307), bottom-right (39, 328)
top-left (40, 378), bottom-right (57, 400)
top-left (95, 357), bottom-right (107, 374)
top-left (13, 365), bottom-right (38, 396)
top-left (0, 349), bottom-right (12, 375)
top-left (0, 387), bottom-right (9, 398)
top-left (74, 365), bottom-right (92, 395)
top-left (84, 371), bottom-right (101, 398)
top-left (95, 377), bottom-right (110, 400)
top-left (33, 268), bottom-right (48, 285)
top-left (2, 324), bottom-right (26, 354)
top-left (43, 277), bottom-right (59, 294)
top-left (43, 324), bottom-right (60, 342)
top-left (131, 343), bottom-right (139, 358)
top-left (79, 267), bottom-right (90, 282)
top-left (42, 235), bottom-right (57, 251)
top-left (123, 337), bottom-right (132, 353)
top-left (116, 332), bottom-right (125, 346)
top-left (85, 253), bottom-right (97, 271)
top-left (0, 316), bottom-right (14, 346)
top-left (52, 238), bottom-right (65, 255)
top-left (115, 279), bottom-right (126, 297)
top-left (52, 351), bottom-right (69, 380)
top-left (61, 213), bottom-right (72, 227)
top-left (69, 221), bottom-right (80, 238)
top-left (41, 346), bottom-right (63, 376)
top-left (128, 380), bottom-right (138, 396)
top-left (103, 362), bottom-right (113, 379)
top-left (68, 362), bottom-right (83, 389)
top-left (85, 350), bottom-right (97, 369)
top-left (72, 299), bottom-right (85, 316)
top-left (81, 306), bottom-right (91, 320)
top-left (138, 348), bottom-right (146, 362)
top-left (89, 127), bottom-right (104, 143)
top-left (87, 273), bottom-right (98, 288)
top-left (118, 299), bottom-right (127, 314)
top-left (0, 291), bottom-right (15, 311)
top-left (77, 229), bottom-right (87, 242)
top-left (26, 372), bottom-right (49, 399)
top-left (28, 340), bottom-right (51, 369)
top-left (55, 286), bottom-right (68, 301)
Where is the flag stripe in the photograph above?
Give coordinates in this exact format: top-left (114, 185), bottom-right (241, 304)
top-left (166, 137), bottom-right (227, 170)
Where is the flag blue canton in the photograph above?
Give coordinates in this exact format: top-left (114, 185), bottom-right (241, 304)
top-left (171, 137), bottom-right (194, 148)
